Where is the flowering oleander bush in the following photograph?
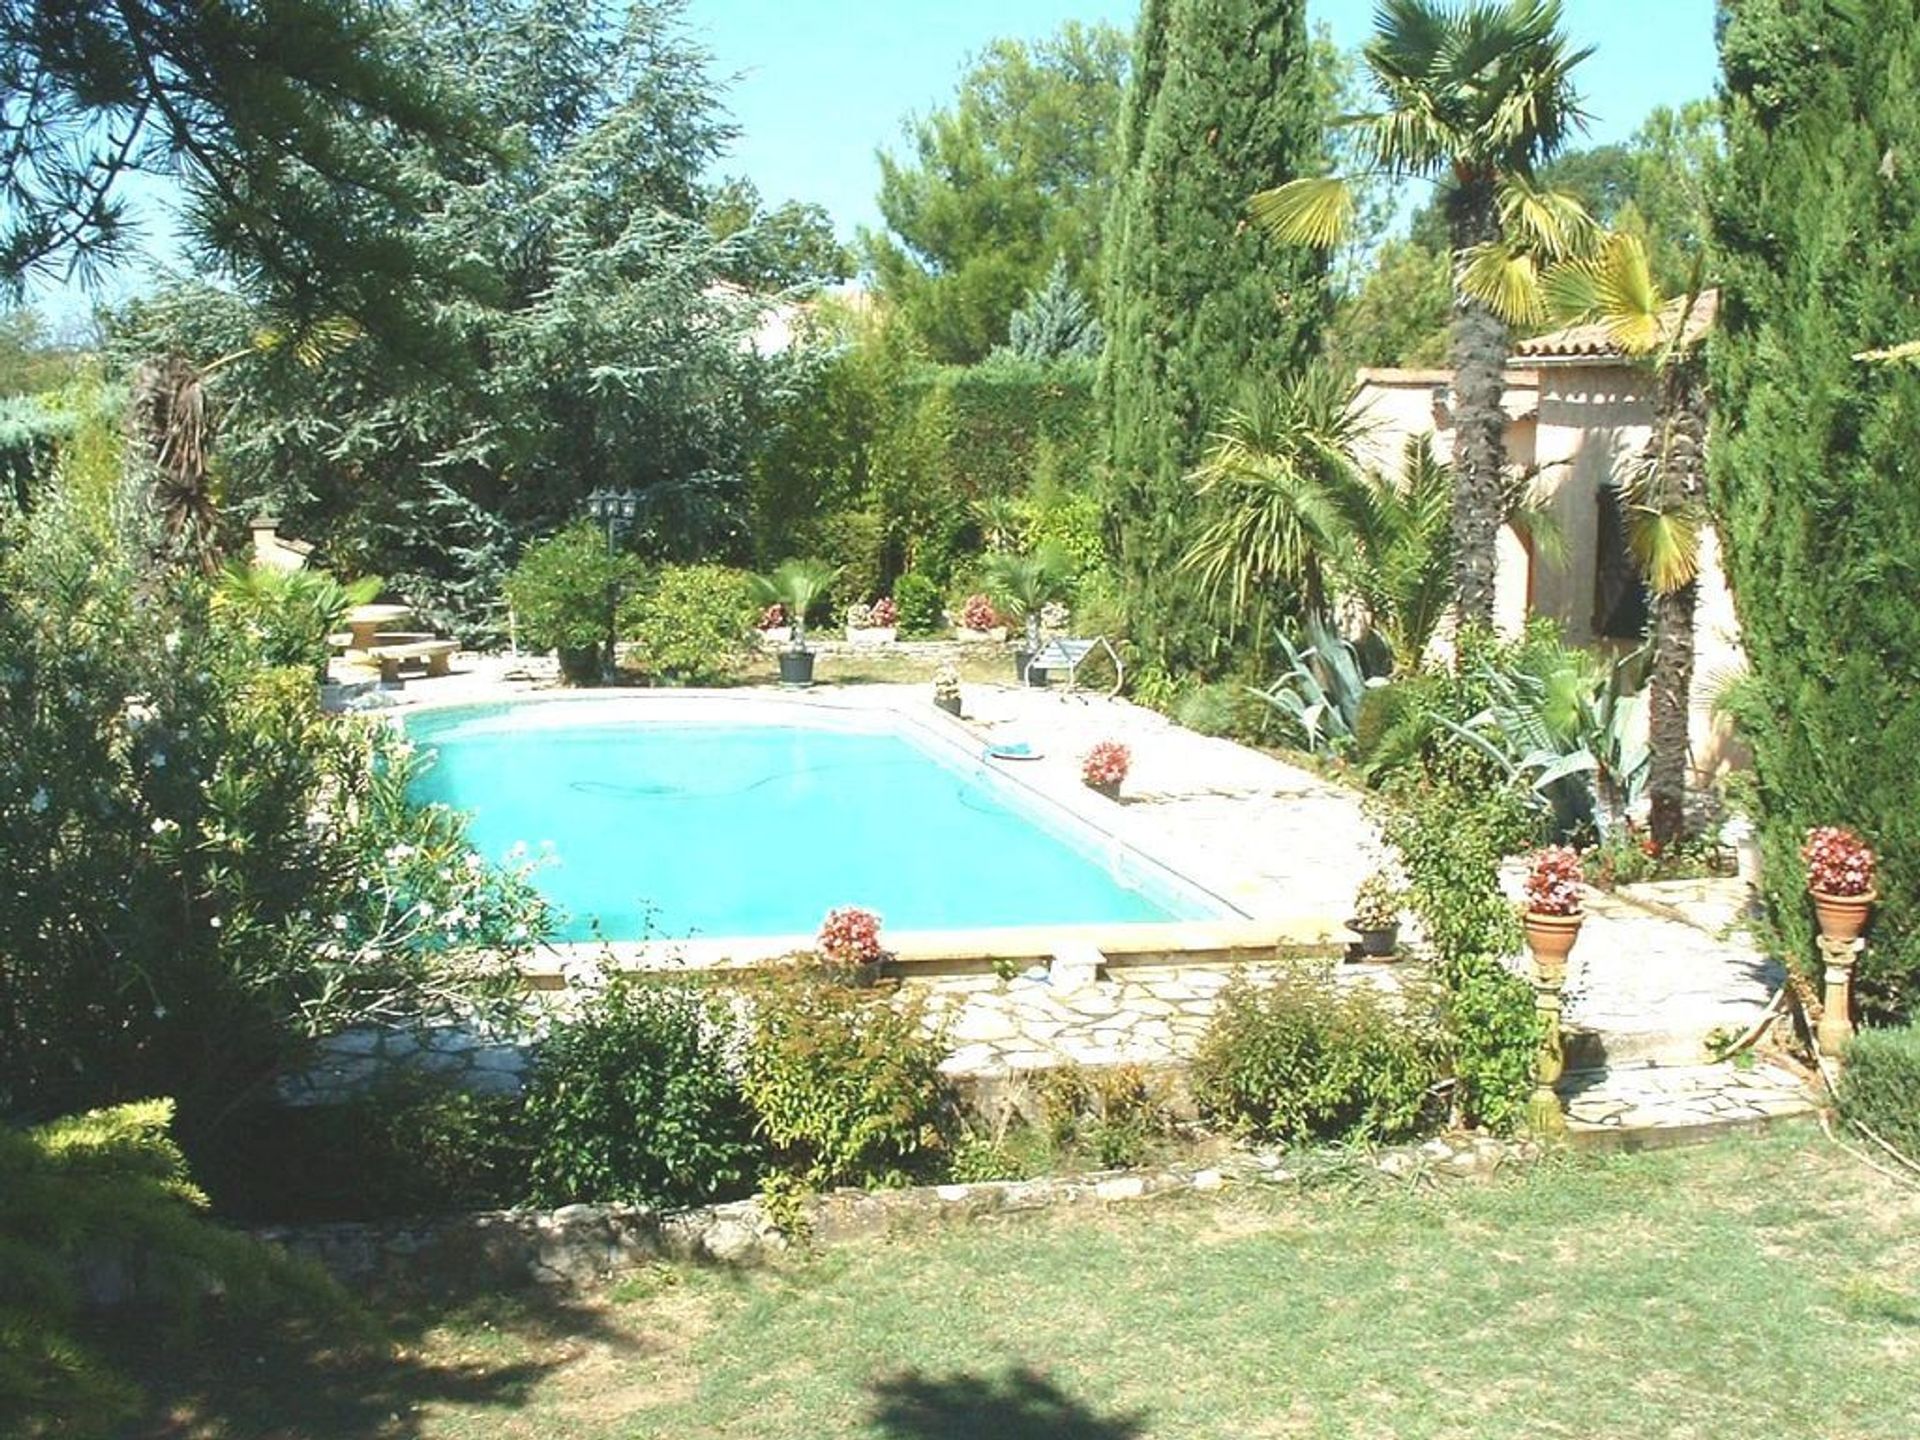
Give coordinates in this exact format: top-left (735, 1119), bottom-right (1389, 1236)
top-left (1802, 825), bottom-right (1876, 897)
top-left (961, 592), bottom-right (997, 630)
top-left (758, 602), bottom-right (786, 630)
top-left (932, 663), bottom-right (962, 702)
top-left (818, 905), bottom-right (885, 966)
top-left (0, 476), bottom-right (548, 1157)
top-left (868, 595), bottom-right (897, 628)
top-left (1524, 845), bottom-right (1586, 917)
top-left (1081, 740), bottom-right (1131, 789)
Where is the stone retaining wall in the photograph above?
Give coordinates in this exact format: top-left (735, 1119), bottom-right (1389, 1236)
top-left (259, 1132), bottom-right (1536, 1290)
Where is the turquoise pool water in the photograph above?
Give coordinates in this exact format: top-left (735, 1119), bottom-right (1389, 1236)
top-left (406, 705), bottom-right (1221, 941)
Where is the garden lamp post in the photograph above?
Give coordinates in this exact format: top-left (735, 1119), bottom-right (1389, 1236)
top-left (582, 487), bottom-right (639, 676)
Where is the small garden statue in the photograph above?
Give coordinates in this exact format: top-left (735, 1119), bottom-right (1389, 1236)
top-left (933, 663), bottom-right (962, 717)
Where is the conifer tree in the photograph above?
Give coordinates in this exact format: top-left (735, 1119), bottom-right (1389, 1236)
top-left (1712, 0), bottom-right (1920, 1011)
top-left (1097, 0), bottom-right (1328, 675)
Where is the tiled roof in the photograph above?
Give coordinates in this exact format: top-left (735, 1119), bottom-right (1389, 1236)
top-left (1515, 288), bottom-right (1718, 360)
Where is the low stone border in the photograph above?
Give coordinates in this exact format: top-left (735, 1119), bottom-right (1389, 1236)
top-left (257, 1131), bottom-right (1538, 1290)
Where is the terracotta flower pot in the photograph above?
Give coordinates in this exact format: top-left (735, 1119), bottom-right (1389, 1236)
top-left (1088, 778), bottom-right (1121, 801)
top-left (1810, 889), bottom-right (1875, 943)
top-left (1523, 910), bottom-right (1584, 984)
top-left (934, 693), bottom-right (962, 717)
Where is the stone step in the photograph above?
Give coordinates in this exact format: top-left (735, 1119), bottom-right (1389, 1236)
top-left (1559, 1058), bottom-right (1816, 1151)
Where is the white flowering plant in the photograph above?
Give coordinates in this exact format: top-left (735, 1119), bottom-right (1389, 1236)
top-left (0, 485), bottom-right (550, 1128)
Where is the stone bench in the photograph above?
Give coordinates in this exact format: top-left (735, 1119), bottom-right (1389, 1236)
top-left (371, 638), bottom-right (457, 684)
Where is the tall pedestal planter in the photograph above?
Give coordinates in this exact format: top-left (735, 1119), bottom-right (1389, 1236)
top-left (1522, 912), bottom-right (1583, 1136)
top-left (1811, 889), bottom-right (1873, 1056)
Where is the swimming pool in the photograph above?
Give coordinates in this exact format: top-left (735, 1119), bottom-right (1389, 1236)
top-left (406, 700), bottom-right (1227, 942)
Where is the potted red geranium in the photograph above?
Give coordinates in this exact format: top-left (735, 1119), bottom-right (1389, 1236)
top-left (1522, 845), bottom-right (1585, 982)
top-left (1081, 740), bottom-right (1130, 801)
top-left (1802, 826), bottom-right (1876, 942)
top-left (817, 905), bottom-right (887, 986)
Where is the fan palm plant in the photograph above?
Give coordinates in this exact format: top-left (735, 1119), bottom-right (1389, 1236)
top-left (1541, 230), bottom-right (1711, 846)
top-left (982, 545), bottom-right (1072, 652)
top-left (1179, 366), bottom-right (1370, 641)
top-left (1250, 0), bottom-right (1595, 628)
top-left (749, 559), bottom-right (842, 652)
top-left (1333, 436), bottom-right (1455, 675)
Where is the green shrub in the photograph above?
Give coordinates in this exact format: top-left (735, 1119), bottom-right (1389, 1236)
top-left (739, 972), bottom-right (951, 1190)
top-left (1840, 1024), bottom-right (1920, 1160)
top-left (0, 483), bottom-right (547, 1150)
top-left (1373, 771), bottom-right (1540, 1133)
top-left (523, 979), bottom-right (762, 1208)
top-left (1034, 1063), bottom-right (1175, 1170)
top-left (891, 571), bottom-right (943, 636)
top-left (621, 563), bottom-right (754, 683)
top-left (1191, 967), bottom-right (1447, 1145)
top-left (796, 507), bottom-right (885, 612)
top-left (210, 563), bottom-right (380, 676)
top-left (1441, 952), bottom-right (1541, 1134)
top-left (504, 522), bottom-right (644, 654)
top-left (1374, 770), bottom-right (1533, 965)
top-left (0, 1100), bottom-right (352, 1438)
top-left (212, 1076), bottom-right (531, 1222)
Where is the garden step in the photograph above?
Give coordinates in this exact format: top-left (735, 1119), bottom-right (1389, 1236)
top-left (1559, 1058), bottom-right (1815, 1151)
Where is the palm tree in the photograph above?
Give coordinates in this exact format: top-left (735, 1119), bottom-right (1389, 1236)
top-left (982, 545), bottom-right (1072, 653)
top-left (1250, 0), bottom-right (1594, 628)
top-left (1179, 366), bottom-right (1370, 642)
top-left (1542, 231), bottom-right (1711, 847)
top-left (1334, 436), bottom-right (1455, 675)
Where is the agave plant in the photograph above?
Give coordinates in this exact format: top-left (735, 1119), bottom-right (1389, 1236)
top-left (1440, 640), bottom-right (1650, 840)
top-left (1249, 613), bottom-right (1393, 756)
top-left (749, 559), bottom-right (842, 652)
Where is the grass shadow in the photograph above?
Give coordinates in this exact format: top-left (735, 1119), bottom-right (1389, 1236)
top-left (867, 1366), bottom-right (1148, 1440)
top-left (113, 1283), bottom-right (639, 1439)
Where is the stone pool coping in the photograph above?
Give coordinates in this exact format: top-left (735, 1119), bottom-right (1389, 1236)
top-left (395, 685), bottom-right (1353, 980)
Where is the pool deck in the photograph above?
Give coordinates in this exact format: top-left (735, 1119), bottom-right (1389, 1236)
top-left (335, 652), bottom-right (1816, 1139)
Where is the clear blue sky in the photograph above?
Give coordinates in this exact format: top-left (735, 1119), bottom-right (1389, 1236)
top-left (29, 0), bottom-right (1717, 325)
top-left (690, 0), bottom-right (1720, 239)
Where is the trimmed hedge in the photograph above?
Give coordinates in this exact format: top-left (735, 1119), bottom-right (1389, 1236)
top-left (1840, 1024), bottom-right (1920, 1161)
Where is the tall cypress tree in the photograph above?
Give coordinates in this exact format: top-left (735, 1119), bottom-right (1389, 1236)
top-left (1712, 0), bottom-right (1920, 1014)
top-left (1097, 0), bottom-right (1328, 676)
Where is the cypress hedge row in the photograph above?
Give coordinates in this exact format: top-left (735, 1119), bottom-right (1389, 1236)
top-left (1711, 0), bottom-right (1920, 1013)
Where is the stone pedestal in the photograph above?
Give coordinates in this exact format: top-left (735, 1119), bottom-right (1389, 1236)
top-left (1816, 934), bottom-right (1859, 1057)
top-left (1526, 973), bottom-right (1567, 1137)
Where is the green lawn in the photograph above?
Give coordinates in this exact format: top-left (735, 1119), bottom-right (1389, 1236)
top-left (129, 1126), bottom-right (1920, 1439)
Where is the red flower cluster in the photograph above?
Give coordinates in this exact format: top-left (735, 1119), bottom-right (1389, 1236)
top-left (817, 905), bottom-right (884, 965)
top-left (961, 593), bottom-right (997, 630)
top-left (1802, 826), bottom-right (1876, 897)
top-left (868, 596), bottom-right (898, 628)
top-left (1524, 845), bottom-right (1585, 917)
top-left (1081, 740), bottom-right (1131, 788)
top-left (757, 603), bottom-right (786, 631)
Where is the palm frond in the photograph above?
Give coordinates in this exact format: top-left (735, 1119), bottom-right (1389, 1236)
top-left (1497, 175), bottom-right (1596, 261)
top-left (1458, 242), bottom-right (1545, 327)
top-left (1248, 176), bottom-right (1358, 251)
